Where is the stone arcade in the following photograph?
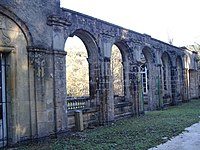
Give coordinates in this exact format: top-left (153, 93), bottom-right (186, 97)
top-left (0, 0), bottom-right (198, 147)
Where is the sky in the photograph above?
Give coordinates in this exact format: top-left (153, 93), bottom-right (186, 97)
top-left (60, 0), bottom-right (200, 47)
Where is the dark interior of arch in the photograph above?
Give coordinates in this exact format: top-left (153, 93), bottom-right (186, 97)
top-left (161, 52), bottom-right (172, 66)
top-left (176, 56), bottom-right (183, 68)
top-left (142, 47), bottom-right (153, 64)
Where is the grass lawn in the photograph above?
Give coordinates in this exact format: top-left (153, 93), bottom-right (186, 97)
top-left (9, 99), bottom-right (200, 150)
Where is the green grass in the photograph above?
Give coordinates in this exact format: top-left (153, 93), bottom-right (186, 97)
top-left (9, 99), bottom-right (200, 150)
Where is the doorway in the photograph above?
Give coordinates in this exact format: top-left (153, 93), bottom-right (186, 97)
top-left (0, 54), bottom-right (7, 147)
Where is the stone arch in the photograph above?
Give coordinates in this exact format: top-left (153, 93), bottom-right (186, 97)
top-left (0, 5), bottom-right (33, 46)
top-left (176, 55), bottom-right (184, 102)
top-left (70, 29), bottom-right (99, 59)
top-left (65, 35), bottom-right (89, 96)
top-left (161, 52), bottom-right (172, 105)
top-left (142, 46), bottom-right (154, 64)
top-left (65, 29), bottom-right (99, 106)
top-left (111, 45), bottom-right (124, 97)
top-left (114, 41), bottom-right (130, 101)
top-left (141, 46), bottom-right (155, 110)
top-left (0, 10), bottom-right (32, 145)
top-left (114, 41), bottom-right (129, 63)
top-left (110, 40), bottom-right (132, 119)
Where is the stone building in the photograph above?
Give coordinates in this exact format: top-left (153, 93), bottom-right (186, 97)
top-left (0, 0), bottom-right (198, 147)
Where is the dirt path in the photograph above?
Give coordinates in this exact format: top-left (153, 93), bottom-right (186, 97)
top-left (149, 122), bottom-right (200, 150)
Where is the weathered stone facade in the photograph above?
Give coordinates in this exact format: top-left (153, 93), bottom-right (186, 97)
top-left (0, 0), bottom-right (198, 147)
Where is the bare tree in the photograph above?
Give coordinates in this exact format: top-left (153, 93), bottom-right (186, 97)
top-left (111, 45), bottom-right (124, 96)
top-left (66, 46), bottom-right (89, 96)
top-left (66, 45), bottom-right (124, 97)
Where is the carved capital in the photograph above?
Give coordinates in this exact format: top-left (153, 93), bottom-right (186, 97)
top-left (28, 47), bottom-right (47, 78)
top-left (101, 34), bottom-right (112, 43)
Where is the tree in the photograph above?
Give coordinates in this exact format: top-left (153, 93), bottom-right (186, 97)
top-left (111, 45), bottom-right (124, 96)
top-left (66, 44), bottom-right (124, 97)
top-left (66, 46), bottom-right (89, 96)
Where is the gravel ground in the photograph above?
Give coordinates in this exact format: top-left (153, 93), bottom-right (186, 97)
top-left (149, 121), bottom-right (200, 150)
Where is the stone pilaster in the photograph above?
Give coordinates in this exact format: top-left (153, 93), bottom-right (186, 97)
top-left (48, 15), bottom-right (71, 132)
top-left (99, 57), bottom-right (115, 124)
top-left (183, 68), bottom-right (189, 101)
top-left (129, 64), bottom-right (142, 115)
top-left (171, 66), bottom-right (178, 105)
top-left (99, 35), bottom-right (114, 124)
top-left (28, 47), bottom-right (55, 137)
top-left (28, 47), bottom-right (67, 137)
top-left (148, 64), bottom-right (159, 110)
top-left (87, 58), bottom-right (100, 107)
top-left (53, 50), bottom-right (68, 133)
top-left (156, 64), bottom-right (163, 109)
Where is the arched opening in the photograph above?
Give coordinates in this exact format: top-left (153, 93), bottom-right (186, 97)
top-left (141, 47), bottom-right (153, 110)
top-left (176, 56), bottom-right (183, 101)
top-left (189, 69), bottom-right (198, 99)
top-left (111, 45), bottom-right (124, 97)
top-left (65, 29), bottom-right (99, 111)
top-left (140, 63), bottom-right (148, 94)
top-left (0, 11), bottom-right (30, 146)
top-left (0, 54), bottom-right (7, 147)
top-left (111, 42), bottom-right (131, 119)
top-left (65, 36), bottom-right (89, 97)
top-left (140, 50), bottom-right (150, 95)
top-left (110, 42), bottom-right (130, 102)
top-left (161, 52), bottom-right (172, 105)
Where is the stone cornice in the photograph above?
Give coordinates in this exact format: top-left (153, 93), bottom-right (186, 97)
top-left (0, 45), bottom-right (15, 53)
top-left (27, 46), bottom-right (67, 55)
top-left (47, 15), bottom-right (72, 27)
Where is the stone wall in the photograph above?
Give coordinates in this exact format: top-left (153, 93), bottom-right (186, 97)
top-left (0, 0), bottom-right (60, 48)
top-left (0, 0), bottom-right (199, 147)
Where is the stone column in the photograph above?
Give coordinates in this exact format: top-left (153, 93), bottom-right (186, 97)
top-left (28, 48), bottom-right (55, 137)
top-left (183, 68), bottom-right (189, 101)
top-left (123, 61), bottom-right (131, 101)
top-left (87, 58), bottom-right (100, 107)
top-left (182, 53), bottom-right (189, 101)
top-left (99, 35), bottom-right (114, 124)
top-left (101, 57), bottom-right (114, 124)
top-left (148, 64), bottom-right (159, 110)
top-left (198, 65), bottom-right (200, 98)
top-left (156, 64), bottom-right (163, 109)
top-left (171, 66), bottom-right (178, 105)
top-left (47, 15), bottom-right (71, 133)
top-left (129, 64), bottom-right (142, 115)
top-left (53, 50), bottom-right (68, 133)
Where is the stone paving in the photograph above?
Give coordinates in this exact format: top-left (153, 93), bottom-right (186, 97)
top-left (149, 122), bottom-right (200, 150)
